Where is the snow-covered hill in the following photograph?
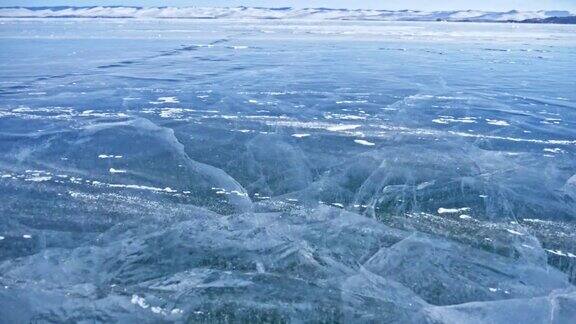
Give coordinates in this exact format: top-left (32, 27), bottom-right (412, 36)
top-left (0, 6), bottom-right (573, 22)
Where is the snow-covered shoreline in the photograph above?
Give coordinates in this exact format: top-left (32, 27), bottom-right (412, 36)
top-left (0, 6), bottom-right (574, 23)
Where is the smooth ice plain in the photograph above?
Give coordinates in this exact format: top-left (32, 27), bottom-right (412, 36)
top-left (1, 18), bottom-right (576, 323)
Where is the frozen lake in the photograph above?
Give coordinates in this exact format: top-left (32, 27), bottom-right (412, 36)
top-left (1, 18), bottom-right (576, 322)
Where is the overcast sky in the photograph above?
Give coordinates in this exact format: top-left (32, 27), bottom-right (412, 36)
top-left (1, 0), bottom-right (575, 11)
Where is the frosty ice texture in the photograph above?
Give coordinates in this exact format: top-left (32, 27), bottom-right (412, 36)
top-left (0, 19), bottom-right (575, 322)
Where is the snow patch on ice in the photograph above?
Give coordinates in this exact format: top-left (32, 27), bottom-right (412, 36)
top-left (327, 124), bottom-right (361, 132)
top-left (543, 148), bottom-right (566, 154)
top-left (433, 116), bottom-right (476, 125)
top-left (151, 97), bottom-right (179, 104)
top-left (92, 181), bottom-right (178, 194)
top-left (159, 108), bottom-right (184, 118)
top-left (486, 119), bottom-right (510, 126)
top-left (354, 139), bottom-right (375, 146)
top-left (546, 249), bottom-right (576, 258)
top-left (506, 229), bottom-right (524, 236)
top-left (98, 154), bottom-right (123, 159)
top-left (336, 100), bottom-right (368, 104)
top-left (131, 295), bottom-right (149, 309)
top-left (438, 207), bottom-right (471, 214)
top-left (25, 176), bottom-right (52, 182)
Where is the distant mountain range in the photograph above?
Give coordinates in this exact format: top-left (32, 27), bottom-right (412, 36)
top-left (0, 7), bottom-right (575, 24)
top-left (521, 16), bottom-right (576, 24)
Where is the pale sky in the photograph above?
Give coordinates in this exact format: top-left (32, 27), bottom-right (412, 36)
top-left (1, 0), bottom-right (575, 11)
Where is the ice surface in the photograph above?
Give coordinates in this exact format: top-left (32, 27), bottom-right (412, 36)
top-left (0, 17), bottom-right (575, 323)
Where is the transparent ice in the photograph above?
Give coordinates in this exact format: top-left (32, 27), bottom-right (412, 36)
top-left (0, 18), bottom-right (575, 323)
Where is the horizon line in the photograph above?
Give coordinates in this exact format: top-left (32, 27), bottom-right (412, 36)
top-left (1, 6), bottom-right (573, 13)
